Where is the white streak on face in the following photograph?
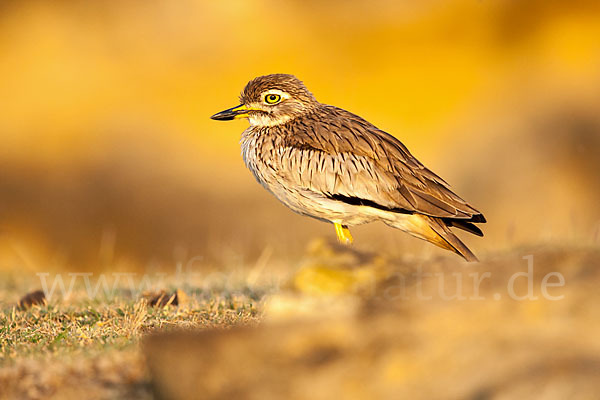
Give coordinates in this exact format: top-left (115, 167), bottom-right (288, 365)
top-left (248, 112), bottom-right (291, 127)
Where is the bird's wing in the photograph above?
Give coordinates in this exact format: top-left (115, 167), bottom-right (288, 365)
top-left (279, 105), bottom-right (485, 221)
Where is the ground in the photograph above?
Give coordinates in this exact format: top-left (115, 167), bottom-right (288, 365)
top-left (0, 289), bottom-right (261, 399)
top-left (1, 241), bottom-right (599, 400)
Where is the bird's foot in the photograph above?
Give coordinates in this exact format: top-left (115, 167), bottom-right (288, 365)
top-left (334, 223), bottom-right (354, 245)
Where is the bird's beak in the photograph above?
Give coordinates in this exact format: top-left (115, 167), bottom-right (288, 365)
top-left (210, 104), bottom-right (256, 121)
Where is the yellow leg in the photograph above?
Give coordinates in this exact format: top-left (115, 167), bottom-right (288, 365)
top-left (334, 223), bottom-right (354, 245)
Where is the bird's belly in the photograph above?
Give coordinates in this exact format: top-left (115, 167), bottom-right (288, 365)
top-left (272, 184), bottom-right (371, 225)
top-left (246, 160), bottom-right (370, 225)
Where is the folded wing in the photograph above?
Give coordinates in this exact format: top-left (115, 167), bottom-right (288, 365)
top-left (278, 105), bottom-right (485, 223)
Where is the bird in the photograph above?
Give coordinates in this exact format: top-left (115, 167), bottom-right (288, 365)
top-left (211, 74), bottom-right (486, 261)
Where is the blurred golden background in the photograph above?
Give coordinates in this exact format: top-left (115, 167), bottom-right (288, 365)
top-left (1, 0), bottom-right (599, 272)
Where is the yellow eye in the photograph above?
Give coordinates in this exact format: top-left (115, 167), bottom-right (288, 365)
top-left (264, 93), bottom-right (281, 104)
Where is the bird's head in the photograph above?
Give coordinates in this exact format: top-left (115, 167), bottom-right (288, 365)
top-left (210, 74), bottom-right (318, 126)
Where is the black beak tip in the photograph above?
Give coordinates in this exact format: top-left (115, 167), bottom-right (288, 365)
top-left (211, 104), bottom-right (247, 121)
top-left (210, 112), bottom-right (233, 121)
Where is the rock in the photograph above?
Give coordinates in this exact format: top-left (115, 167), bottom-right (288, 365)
top-left (146, 289), bottom-right (188, 307)
top-left (18, 290), bottom-right (47, 310)
top-left (143, 246), bottom-right (600, 400)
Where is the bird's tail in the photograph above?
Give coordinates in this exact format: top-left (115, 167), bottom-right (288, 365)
top-left (383, 214), bottom-right (479, 262)
top-left (425, 216), bottom-right (479, 262)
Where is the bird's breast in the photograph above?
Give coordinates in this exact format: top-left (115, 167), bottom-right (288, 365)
top-left (240, 127), bottom-right (280, 188)
top-left (238, 125), bottom-right (367, 224)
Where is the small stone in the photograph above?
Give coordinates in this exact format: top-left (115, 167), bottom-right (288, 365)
top-left (147, 289), bottom-right (187, 307)
top-left (18, 290), bottom-right (47, 310)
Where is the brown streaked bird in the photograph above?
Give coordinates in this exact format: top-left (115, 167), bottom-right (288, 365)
top-left (211, 74), bottom-right (486, 261)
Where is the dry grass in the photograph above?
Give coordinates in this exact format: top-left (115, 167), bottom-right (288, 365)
top-left (0, 286), bottom-right (262, 400)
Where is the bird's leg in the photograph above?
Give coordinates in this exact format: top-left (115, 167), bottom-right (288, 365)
top-left (334, 223), bottom-right (354, 245)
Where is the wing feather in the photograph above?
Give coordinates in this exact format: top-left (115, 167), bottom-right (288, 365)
top-left (279, 105), bottom-right (485, 221)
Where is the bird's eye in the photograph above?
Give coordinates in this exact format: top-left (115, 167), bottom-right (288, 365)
top-left (264, 93), bottom-right (281, 104)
